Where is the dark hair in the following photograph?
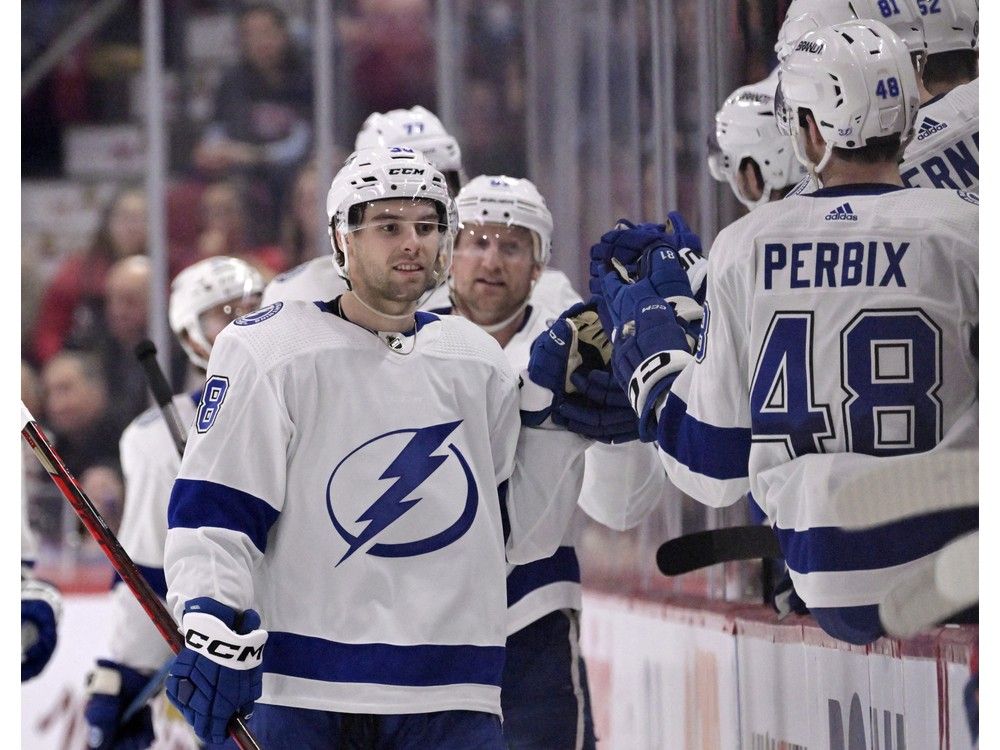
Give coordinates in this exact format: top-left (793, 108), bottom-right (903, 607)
top-left (87, 185), bottom-right (145, 264)
top-left (924, 50), bottom-right (978, 90)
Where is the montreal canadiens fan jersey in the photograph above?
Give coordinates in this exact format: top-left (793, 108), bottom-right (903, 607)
top-left (111, 393), bottom-right (199, 671)
top-left (164, 300), bottom-right (588, 716)
top-left (900, 79), bottom-right (979, 191)
top-left (655, 184), bottom-right (977, 637)
top-left (430, 300), bottom-right (667, 636)
top-left (262, 254), bottom-right (582, 316)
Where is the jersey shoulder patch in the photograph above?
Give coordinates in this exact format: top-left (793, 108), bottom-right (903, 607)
top-left (235, 301), bottom-right (283, 326)
top-left (957, 190), bottom-right (979, 206)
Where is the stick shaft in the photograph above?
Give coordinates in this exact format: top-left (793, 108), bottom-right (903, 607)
top-left (135, 339), bottom-right (188, 457)
top-left (20, 411), bottom-right (261, 750)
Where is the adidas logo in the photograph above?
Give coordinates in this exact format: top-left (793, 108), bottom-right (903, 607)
top-left (825, 202), bottom-right (858, 221)
top-left (917, 116), bottom-right (948, 141)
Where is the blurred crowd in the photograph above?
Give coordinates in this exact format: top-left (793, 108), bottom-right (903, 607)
top-left (21, 0), bottom-right (786, 579)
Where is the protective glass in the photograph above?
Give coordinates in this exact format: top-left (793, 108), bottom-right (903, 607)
top-left (198, 292), bottom-right (264, 342)
top-left (346, 201), bottom-right (455, 287)
top-left (454, 222), bottom-right (538, 263)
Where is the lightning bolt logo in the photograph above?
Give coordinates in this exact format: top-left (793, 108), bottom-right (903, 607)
top-left (335, 420), bottom-right (463, 565)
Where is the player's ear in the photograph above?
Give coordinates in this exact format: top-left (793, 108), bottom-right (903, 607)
top-left (530, 263), bottom-right (543, 283)
top-left (804, 112), bottom-right (825, 151)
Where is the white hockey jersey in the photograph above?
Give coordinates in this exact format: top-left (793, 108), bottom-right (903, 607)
top-left (262, 255), bottom-right (582, 317)
top-left (107, 394), bottom-right (199, 671)
top-left (431, 300), bottom-right (667, 636)
top-left (785, 79), bottom-right (979, 198)
top-left (655, 185), bottom-right (977, 626)
top-left (899, 79), bottom-right (979, 191)
top-left (164, 300), bottom-right (588, 716)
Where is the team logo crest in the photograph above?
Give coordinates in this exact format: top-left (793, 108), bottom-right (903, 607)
top-left (326, 420), bottom-right (478, 565)
top-left (234, 302), bottom-right (282, 326)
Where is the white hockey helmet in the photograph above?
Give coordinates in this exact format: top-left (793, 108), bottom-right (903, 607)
top-left (326, 146), bottom-right (458, 291)
top-left (455, 175), bottom-right (553, 264)
top-left (775, 0), bottom-right (928, 62)
top-left (168, 256), bottom-right (265, 369)
top-left (921, 0), bottom-right (978, 55)
top-left (355, 106), bottom-right (464, 194)
top-left (779, 19), bottom-right (920, 175)
top-left (712, 79), bottom-right (808, 210)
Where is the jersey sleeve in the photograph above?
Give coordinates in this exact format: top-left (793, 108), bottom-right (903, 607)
top-left (108, 414), bottom-right (181, 668)
top-left (164, 329), bottom-right (291, 620)
top-left (578, 440), bottom-right (667, 531)
top-left (505, 372), bottom-right (591, 565)
top-left (652, 235), bottom-right (753, 507)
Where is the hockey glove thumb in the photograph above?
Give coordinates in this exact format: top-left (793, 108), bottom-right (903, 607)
top-left (166, 597), bottom-right (267, 746)
top-left (84, 660), bottom-right (156, 750)
top-left (21, 575), bottom-right (61, 682)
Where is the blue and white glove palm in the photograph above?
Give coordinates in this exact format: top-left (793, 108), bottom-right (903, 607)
top-left (166, 597), bottom-right (267, 746)
top-left (527, 300), bottom-right (640, 443)
top-left (600, 245), bottom-right (699, 441)
top-left (84, 660), bottom-right (156, 750)
top-left (21, 574), bottom-right (61, 682)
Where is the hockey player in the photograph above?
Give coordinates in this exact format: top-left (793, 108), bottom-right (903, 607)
top-left (263, 105), bottom-right (581, 314)
top-left (710, 75), bottom-right (807, 211)
top-left (162, 147), bottom-right (591, 748)
top-left (83, 256), bottom-right (264, 750)
top-left (535, 19), bottom-right (978, 646)
top-left (897, 0), bottom-right (978, 190)
top-left (776, 0), bottom-right (978, 194)
top-left (439, 175), bottom-right (666, 748)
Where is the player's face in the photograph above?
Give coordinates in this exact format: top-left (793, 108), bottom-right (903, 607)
top-left (345, 198), bottom-right (445, 306)
top-left (199, 292), bottom-right (264, 346)
top-left (451, 222), bottom-right (540, 326)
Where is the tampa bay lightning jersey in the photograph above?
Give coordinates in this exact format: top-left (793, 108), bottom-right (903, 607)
top-left (109, 393), bottom-right (198, 672)
top-left (164, 299), bottom-right (588, 716)
top-left (432, 300), bottom-right (667, 636)
top-left (262, 255), bottom-right (583, 318)
top-left (899, 79), bottom-right (979, 191)
top-left (655, 185), bottom-right (977, 616)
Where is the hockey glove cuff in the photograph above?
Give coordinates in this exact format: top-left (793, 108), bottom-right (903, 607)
top-left (84, 660), bottom-right (156, 750)
top-left (166, 597), bottom-right (267, 746)
top-left (21, 575), bottom-right (61, 682)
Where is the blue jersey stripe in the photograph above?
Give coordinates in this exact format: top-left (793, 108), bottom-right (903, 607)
top-left (657, 392), bottom-right (751, 480)
top-left (264, 632), bottom-right (504, 688)
top-left (776, 507), bottom-right (977, 574)
top-left (112, 564), bottom-right (168, 598)
top-left (506, 546), bottom-right (580, 607)
top-left (168, 478), bottom-right (280, 554)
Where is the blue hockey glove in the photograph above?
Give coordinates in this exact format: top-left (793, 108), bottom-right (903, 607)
top-left (21, 575), bottom-right (61, 682)
top-left (553, 368), bottom-right (640, 443)
top-left (526, 300), bottom-right (614, 426)
top-left (166, 597), bottom-right (267, 746)
top-left (84, 660), bottom-right (156, 750)
top-left (601, 246), bottom-right (699, 441)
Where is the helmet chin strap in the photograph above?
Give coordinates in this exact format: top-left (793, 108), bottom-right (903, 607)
top-left (792, 128), bottom-right (833, 189)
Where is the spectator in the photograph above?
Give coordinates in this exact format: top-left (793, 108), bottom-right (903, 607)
top-left (338, 0), bottom-right (437, 136)
top-left (40, 351), bottom-right (121, 480)
top-left (192, 3), bottom-right (312, 234)
top-left (278, 159), bottom-right (346, 268)
top-left (21, 360), bottom-right (44, 421)
top-left (30, 186), bottom-right (147, 366)
top-left (189, 179), bottom-right (289, 279)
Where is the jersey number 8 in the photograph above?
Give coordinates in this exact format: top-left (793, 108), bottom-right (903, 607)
top-left (196, 376), bottom-right (230, 433)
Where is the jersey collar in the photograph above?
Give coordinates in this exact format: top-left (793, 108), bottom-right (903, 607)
top-left (808, 183), bottom-right (907, 198)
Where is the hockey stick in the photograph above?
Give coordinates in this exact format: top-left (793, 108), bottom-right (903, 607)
top-left (115, 340), bottom-right (189, 724)
top-left (135, 340), bottom-right (188, 455)
top-left (656, 525), bottom-right (782, 575)
top-left (20, 404), bottom-right (263, 750)
top-left (830, 449), bottom-right (978, 529)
